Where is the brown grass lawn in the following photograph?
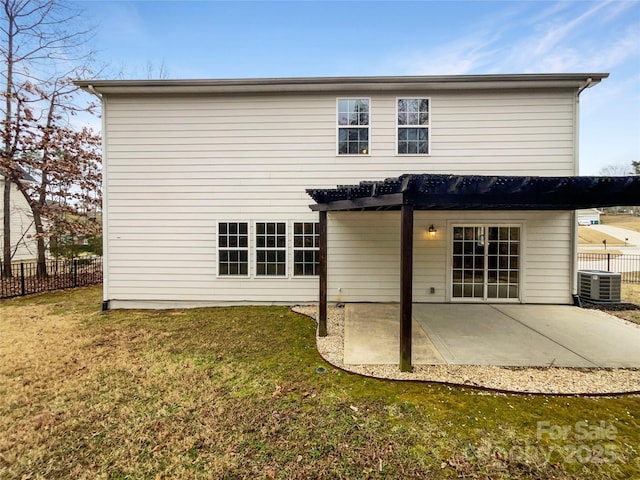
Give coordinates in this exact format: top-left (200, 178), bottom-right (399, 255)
top-left (1, 286), bottom-right (640, 479)
top-left (618, 283), bottom-right (640, 324)
top-left (601, 214), bottom-right (640, 233)
top-left (577, 227), bottom-right (625, 246)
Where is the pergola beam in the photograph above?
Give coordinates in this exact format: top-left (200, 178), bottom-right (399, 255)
top-left (310, 193), bottom-right (403, 212)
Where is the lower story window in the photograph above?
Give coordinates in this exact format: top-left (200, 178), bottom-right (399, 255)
top-left (293, 222), bottom-right (319, 276)
top-left (256, 222), bottom-right (286, 276)
top-left (218, 222), bottom-right (249, 276)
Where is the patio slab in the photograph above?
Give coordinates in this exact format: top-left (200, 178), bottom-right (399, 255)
top-left (494, 305), bottom-right (640, 368)
top-left (344, 303), bottom-right (640, 368)
top-left (344, 304), bottom-right (445, 365)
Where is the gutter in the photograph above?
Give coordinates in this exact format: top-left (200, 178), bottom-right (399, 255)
top-left (86, 84), bottom-right (102, 99)
top-left (571, 77), bottom-right (594, 297)
top-left (74, 73), bottom-right (609, 96)
top-left (84, 83), bottom-right (109, 307)
top-left (577, 77), bottom-right (594, 96)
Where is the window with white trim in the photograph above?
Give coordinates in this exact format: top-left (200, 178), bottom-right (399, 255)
top-left (293, 222), bottom-right (319, 276)
top-left (397, 98), bottom-right (429, 154)
top-left (255, 222), bottom-right (286, 276)
top-left (337, 98), bottom-right (369, 155)
top-left (218, 222), bottom-right (249, 276)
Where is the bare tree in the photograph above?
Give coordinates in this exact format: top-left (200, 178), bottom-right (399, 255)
top-left (1, 0), bottom-right (92, 276)
top-left (599, 163), bottom-right (632, 176)
top-left (144, 59), bottom-right (171, 80)
top-left (599, 162), bottom-right (638, 215)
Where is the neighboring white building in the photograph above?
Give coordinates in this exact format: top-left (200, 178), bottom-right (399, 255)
top-left (577, 208), bottom-right (602, 225)
top-left (0, 172), bottom-right (39, 262)
top-left (78, 73), bottom-right (614, 310)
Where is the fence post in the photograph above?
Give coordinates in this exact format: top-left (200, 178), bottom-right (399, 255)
top-left (73, 259), bottom-right (78, 288)
top-left (20, 262), bottom-right (26, 296)
top-left (607, 253), bottom-right (611, 271)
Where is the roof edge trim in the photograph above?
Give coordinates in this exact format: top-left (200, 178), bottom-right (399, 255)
top-left (74, 73), bottom-right (609, 95)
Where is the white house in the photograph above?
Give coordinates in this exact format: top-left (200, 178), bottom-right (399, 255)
top-left (577, 208), bottom-right (602, 225)
top-left (77, 73), bottom-right (640, 312)
top-left (0, 171), bottom-right (39, 263)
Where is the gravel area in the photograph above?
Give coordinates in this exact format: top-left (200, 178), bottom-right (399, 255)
top-left (292, 305), bottom-right (640, 395)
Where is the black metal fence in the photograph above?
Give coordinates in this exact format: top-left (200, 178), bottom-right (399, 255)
top-left (0, 257), bottom-right (102, 299)
top-left (578, 252), bottom-right (640, 283)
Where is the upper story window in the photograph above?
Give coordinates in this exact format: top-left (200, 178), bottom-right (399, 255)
top-left (337, 98), bottom-right (369, 155)
top-left (397, 98), bottom-right (429, 154)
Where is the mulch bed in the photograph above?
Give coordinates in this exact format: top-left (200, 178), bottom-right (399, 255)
top-left (581, 299), bottom-right (640, 311)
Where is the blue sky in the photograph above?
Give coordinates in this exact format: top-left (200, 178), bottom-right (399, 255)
top-left (78, 0), bottom-right (640, 175)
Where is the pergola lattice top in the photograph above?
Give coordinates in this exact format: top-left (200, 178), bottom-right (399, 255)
top-left (307, 174), bottom-right (640, 211)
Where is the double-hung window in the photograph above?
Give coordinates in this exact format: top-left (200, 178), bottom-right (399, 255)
top-left (255, 222), bottom-right (287, 276)
top-left (293, 222), bottom-right (319, 276)
top-left (218, 222), bottom-right (249, 276)
top-left (397, 98), bottom-right (429, 154)
top-left (337, 98), bottom-right (369, 155)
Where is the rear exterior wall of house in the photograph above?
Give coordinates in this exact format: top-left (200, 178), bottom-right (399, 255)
top-left (103, 88), bottom-right (578, 308)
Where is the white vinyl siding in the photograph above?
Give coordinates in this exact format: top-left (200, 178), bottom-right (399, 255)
top-left (0, 179), bottom-right (40, 262)
top-left (103, 89), bottom-right (577, 306)
top-left (327, 211), bottom-right (572, 305)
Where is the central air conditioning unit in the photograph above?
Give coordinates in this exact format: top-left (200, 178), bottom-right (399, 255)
top-left (578, 270), bottom-right (621, 302)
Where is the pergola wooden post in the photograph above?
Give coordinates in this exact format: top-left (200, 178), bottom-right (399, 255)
top-left (318, 210), bottom-right (328, 337)
top-left (400, 203), bottom-right (414, 372)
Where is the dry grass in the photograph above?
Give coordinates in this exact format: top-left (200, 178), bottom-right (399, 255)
top-left (601, 215), bottom-right (640, 233)
top-left (578, 226), bottom-right (625, 246)
top-left (1, 286), bottom-right (640, 479)
top-left (617, 283), bottom-right (640, 324)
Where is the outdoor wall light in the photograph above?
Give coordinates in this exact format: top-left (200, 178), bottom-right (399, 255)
top-left (428, 224), bottom-right (437, 236)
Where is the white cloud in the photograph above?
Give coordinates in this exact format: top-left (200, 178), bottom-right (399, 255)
top-left (389, 1), bottom-right (639, 76)
top-left (528, 1), bottom-right (609, 58)
top-left (388, 32), bottom-right (502, 75)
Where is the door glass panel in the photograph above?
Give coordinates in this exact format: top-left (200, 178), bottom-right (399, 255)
top-left (452, 226), bottom-right (485, 299)
top-left (486, 226), bottom-right (519, 299)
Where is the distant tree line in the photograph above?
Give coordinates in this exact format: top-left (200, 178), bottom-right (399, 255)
top-left (598, 160), bottom-right (639, 215)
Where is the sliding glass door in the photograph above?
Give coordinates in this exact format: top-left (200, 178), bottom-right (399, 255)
top-left (452, 225), bottom-right (520, 301)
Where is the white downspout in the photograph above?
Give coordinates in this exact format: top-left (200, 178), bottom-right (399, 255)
top-left (87, 85), bottom-right (110, 311)
top-left (571, 77), bottom-right (593, 302)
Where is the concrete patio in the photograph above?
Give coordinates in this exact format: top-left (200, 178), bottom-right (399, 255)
top-left (344, 304), bottom-right (640, 368)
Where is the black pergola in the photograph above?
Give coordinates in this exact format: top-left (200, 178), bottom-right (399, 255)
top-left (307, 174), bottom-right (640, 372)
